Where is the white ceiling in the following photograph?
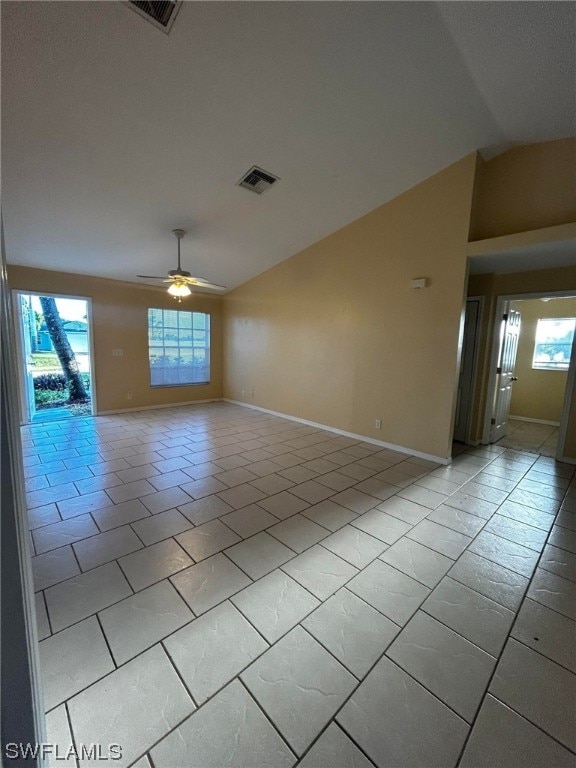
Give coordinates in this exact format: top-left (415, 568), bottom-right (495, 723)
top-left (2, 1), bottom-right (575, 291)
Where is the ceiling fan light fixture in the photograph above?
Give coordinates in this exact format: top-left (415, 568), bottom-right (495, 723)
top-left (136, 228), bottom-right (226, 295)
top-left (167, 281), bottom-right (191, 299)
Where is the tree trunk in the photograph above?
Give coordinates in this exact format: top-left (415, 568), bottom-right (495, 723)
top-left (38, 297), bottom-right (88, 402)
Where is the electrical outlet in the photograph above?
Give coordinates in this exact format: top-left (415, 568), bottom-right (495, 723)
top-left (126, 392), bottom-right (133, 400)
top-left (375, 419), bottom-right (382, 429)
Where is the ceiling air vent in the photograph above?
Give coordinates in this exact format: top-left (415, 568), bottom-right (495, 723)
top-left (127, 1), bottom-right (182, 34)
top-left (238, 166), bottom-right (280, 195)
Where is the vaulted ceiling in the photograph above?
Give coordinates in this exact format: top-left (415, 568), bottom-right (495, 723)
top-left (2, 1), bottom-right (574, 290)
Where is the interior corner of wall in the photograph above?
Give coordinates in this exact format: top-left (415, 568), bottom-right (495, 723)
top-left (467, 152), bottom-right (484, 242)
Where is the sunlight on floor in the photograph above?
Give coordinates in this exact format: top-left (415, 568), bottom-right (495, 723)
top-left (496, 419), bottom-right (559, 457)
top-left (23, 403), bottom-right (575, 767)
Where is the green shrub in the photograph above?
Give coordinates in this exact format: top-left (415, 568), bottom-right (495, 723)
top-left (33, 373), bottom-right (67, 391)
top-left (33, 372), bottom-right (90, 393)
top-left (35, 390), bottom-right (67, 406)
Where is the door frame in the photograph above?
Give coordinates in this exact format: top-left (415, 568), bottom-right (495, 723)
top-left (482, 289), bottom-right (576, 461)
top-left (453, 295), bottom-right (484, 445)
top-left (13, 290), bottom-right (97, 423)
top-left (1, 217), bottom-right (46, 760)
top-left (557, 329), bottom-right (576, 464)
top-left (15, 293), bottom-right (37, 422)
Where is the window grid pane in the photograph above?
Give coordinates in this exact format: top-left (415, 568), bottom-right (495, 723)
top-left (532, 317), bottom-right (575, 371)
top-left (148, 308), bottom-right (210, 386)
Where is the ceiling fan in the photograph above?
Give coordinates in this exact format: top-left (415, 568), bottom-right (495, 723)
top-left (137, 229), bottom-right (226, 301)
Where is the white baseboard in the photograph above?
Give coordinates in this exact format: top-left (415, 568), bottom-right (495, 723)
top-left (97, 398), bottom-right (222, 415)
top-left (509, 416), bottom-right (560, 427)
top-left (559, 455), bottom-right (576, 465)
top-left (223, 399), bottom-right (450, 465)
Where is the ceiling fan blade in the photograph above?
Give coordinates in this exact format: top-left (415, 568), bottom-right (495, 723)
top-left (137, 275), bottom-right (168, 280)
top-left (137, 231), bottom-right (225, 290)
top-left (187, 279), bottom-right (227, 291)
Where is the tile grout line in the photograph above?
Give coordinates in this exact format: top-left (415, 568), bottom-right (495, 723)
top-left (453, 484), bottom-right (576, 766)
top-left (127, 522), bottom-right (147, 549)
top-left (44, 530), bottom-right (431, 719)
top-left (226, 599), bottom-right (273, 649)
top-left (509, 628), bottom-right (576, 676)
top-left (294, 711), bottom-right (379, 768)
top-left (228, 546), bottom-right (476, 728)
top-left (160, 638), bottom-right (199, 710)
top-left (236, 677), bottom-right (299, 762)
top-left (30, 408), bottom-right (575, 764)
top-left (41, 589), bottom-right (54, 637)
top-left (94, 612), bottom-right (119, 670)
top-left (63, 700), bottom-right (80, 768)
top-left (36, 460), bottom-right (557, 640)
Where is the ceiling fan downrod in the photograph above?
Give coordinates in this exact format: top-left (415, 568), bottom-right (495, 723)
top-left (172, 229), bottom-right (185, 272)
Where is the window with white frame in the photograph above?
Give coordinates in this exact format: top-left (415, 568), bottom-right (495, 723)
top-left (532, 317), bottom-right (575, 371)
top-left (148, 308), bottom-right (210, 386)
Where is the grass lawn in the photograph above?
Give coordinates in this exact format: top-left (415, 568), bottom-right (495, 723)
top-left (30, 351), bottom-right (61, 371)
top-left (31, 350), bottom-right (90, 373)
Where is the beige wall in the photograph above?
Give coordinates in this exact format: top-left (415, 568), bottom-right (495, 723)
top-left (223, 154), bottom-right (477, 460)
top-left (466, 137), bottom-right (576, 448)
top-left (7, 266), bottom-right (223, 413)
top-left (509, 298), bottom-right (576, 423)
top-left (7, 141), bottom-right (573, 458)
top-left (469, 138), bottom-right (576, 241)
top-left (467, 266), bottom-right (576, 447)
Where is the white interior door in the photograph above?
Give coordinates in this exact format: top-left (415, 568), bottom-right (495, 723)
top-left (491, 305), bottom-right (521, 442)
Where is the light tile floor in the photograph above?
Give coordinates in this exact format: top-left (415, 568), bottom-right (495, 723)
top-left (496, 418), bottom-right (559, 456)
top-left (22, 403), bottom-right (576, 768)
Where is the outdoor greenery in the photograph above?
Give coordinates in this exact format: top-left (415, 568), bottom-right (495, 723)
top-left (148, 308), bottom-right (210, 387)
top-left (40, 296), bottom-right (89, 402)
top-left (532, 317), bottom-right (575, 371)
top-left (33, 373), bottom-right (68, 391)
top-left (149, 354), bottom-right (207, 367)
top-left (34, 372), bottom-right (90, 392)
top-left (66, 402), bottom-right (92, 416)
top-left (30, 351), bottom-right (61, 370)
top-left (33, 373), bottom-right (90, 412)
top-left (35, 390), bottom-right (67, 406)
top-left (22, 295), bottom-right (93, 419)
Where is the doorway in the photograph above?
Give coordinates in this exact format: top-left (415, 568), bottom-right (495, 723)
top-left (483, 292), bottom-right (576, 460)
top-left (15, 292), bottom-right (95, 423)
